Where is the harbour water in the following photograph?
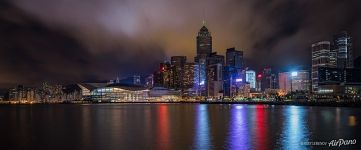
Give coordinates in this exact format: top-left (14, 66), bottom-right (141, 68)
top-left (0, 104), bottom-right (360, 150)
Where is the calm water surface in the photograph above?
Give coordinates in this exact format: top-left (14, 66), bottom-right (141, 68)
top-left (0, 104), bottom-right (360, 150)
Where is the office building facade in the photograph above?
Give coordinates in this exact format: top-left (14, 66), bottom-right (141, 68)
top-left (194, 25), bottom-right (213, 96)
top-left (312, 41), bottom-right (333, 92)
top-left (334, 31), bottom-right (353, 69)
top-left (246, 70), bottom-right (256, 89)
top-left (278, 71), bottom-right (310, 93)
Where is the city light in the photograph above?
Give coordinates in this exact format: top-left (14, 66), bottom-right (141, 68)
top-left (236, 78), bottom-right (243, 82)
top-left (1, 2), bottom-right (361, 150)
top-left (2, 17), bottom-right (360, 106)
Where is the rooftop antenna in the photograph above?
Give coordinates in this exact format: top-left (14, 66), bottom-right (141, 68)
top-left (202, 8), bottom-right (206, 26)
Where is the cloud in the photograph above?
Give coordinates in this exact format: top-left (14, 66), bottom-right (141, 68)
top-left (0, 1), bottom-right (166, 88)
top-left (0, 0), bottom-right (360, 88)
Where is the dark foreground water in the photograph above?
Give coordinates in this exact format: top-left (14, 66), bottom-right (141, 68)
top-left (1, 104), bottom-right (361, 150)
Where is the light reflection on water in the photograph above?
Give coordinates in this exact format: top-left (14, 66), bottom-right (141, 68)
top-left (280, 106), bottom-right (310, 150)
top-left (1, 104), bottom-right (361, 150)
top-left (194, 104), bottom-right (211, 150)
top-left (349, 116), bottom-right (357, 126)
top-left (228, 105), bottom-right (250, 150)
top-left (157, 105), bottom-right (170, 150)
top-left (254, 105), bottom-right (267, 150)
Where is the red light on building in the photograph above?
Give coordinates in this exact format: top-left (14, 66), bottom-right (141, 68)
top-left (257, 74), bottom-right (262, 78)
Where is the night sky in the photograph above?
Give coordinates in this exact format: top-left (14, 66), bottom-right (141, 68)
top-left (0, 0), bottom-right (360, 88)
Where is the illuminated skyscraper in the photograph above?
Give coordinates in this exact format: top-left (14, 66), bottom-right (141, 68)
top-left (196, 26), bottom-right (212, 57)
top-left (194, 25), bottom-right (212, 96)
top-left (317, 67), bottom-right (361, 94)
top-left (246, 70), bottom-right (256, 89)
top-left (183, 62), bottom-right (196, 89)
top-left (223, 47), bottom-right (245, 96)
top-left (311, 41), bottom-right (333, 92)
top-left (312, 32), bottom-right (356, 94)
top-left (195, 59), bottom-right (207, 96)
top-left (329, 48), bottom-right (337, 68)
top-left (207, 53), bottom-right (224, 97)
top-left (222, 66), bottom-right (233, 97)
top-left (333, 31), bottom-right (353, 69)
top-left (171, 56), bottom-right (187, 90)
top-left (207, 63), bottom-right (223, 97)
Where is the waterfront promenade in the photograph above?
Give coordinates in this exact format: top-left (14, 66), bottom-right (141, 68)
top-left (1, 99), bottom-right (361, 107)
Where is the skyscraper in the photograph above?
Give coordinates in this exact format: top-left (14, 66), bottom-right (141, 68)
top-left (226, 47), bottom-right (244, 69)
top-left (207, 53), bottom-right (224, 97)
top-left (207, 63), bottom-right (223, 97)
top-left (224, 47), bottom-right (244, 97)
top-left (171, 56), bottom-right (187, 90)
top-left (194, 58), bottom-right (207, 96)
top-left (311, 41), bottom-right (333, 92)
top-left (183, 62), bottom-right (196, 89)
top-left (222, 66), bottom-right (233, 97)
top-left (261, 67), bottom-right (278, 91)
top-left (317, 67), bottom-right (361, 94)
top-left (196, 26), bottom-right (212, 57)
top-left (246, 70), bottom-right (256, 89)
top-left (329, 48), bottom-right (337, 68)
top-left (194, 25), bottom-right (212, 96)
top-left (153, 62), bottom-right (172, 88)
top-left (333, 31), bottom-right (353, 69)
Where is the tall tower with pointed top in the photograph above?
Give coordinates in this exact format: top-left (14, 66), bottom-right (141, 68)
top-left (194, 24), bottom-right (212, 96)
top-left (196, 25), bottom-right (212, 57)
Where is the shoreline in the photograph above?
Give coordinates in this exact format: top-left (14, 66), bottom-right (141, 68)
top-left (199, 101), bottom-right (361, 107)
top-left (1, 100), bottom-right (361, 107)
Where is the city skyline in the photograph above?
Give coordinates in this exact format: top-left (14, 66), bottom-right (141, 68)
top-left (1, 0), bottom-right (361, 89)
top-left (2, 1), bottom-right (361, 150)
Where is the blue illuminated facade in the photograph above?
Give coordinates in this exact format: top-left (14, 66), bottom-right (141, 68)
top-left (246, 70), bottom-right (256, 89)
top-left (223, 48), bottom-right (245, 97)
